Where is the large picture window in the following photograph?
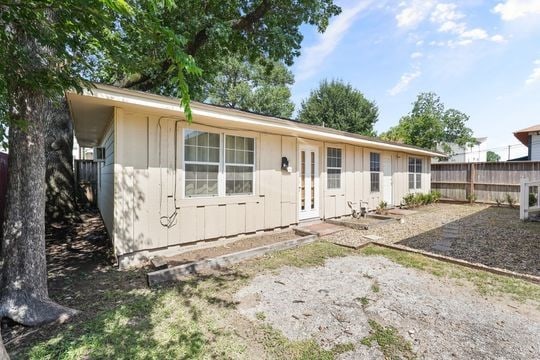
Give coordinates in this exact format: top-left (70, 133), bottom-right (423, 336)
top-left (408, 157), bottom-right (422, 190)
top-left (225, 135), bottom-right (255, 195)
top-left (327, 147), bottom-right (342, 189)
top-left (370, 152), bottom-right (380, 192)
top-left (184, 130), bottom-right (255, 197)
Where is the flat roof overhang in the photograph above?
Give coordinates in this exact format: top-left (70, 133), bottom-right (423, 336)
top-left (67, 83), bottom-right (445, 157)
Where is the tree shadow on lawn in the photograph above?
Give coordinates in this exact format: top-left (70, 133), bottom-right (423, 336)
top-left (5, 210), bottom-right (250, 359)
top-left (397, 205), bottom-right (540, 276)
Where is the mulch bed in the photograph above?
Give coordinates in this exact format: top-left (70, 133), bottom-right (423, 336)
top-left (165, 230), bottom-right (299, 267)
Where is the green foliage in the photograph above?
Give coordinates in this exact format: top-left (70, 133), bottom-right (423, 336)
top-left (376, 201), bottom-right (388, 215)
top-left (200, 55), bottom-right (295, 118)
top-left (486, 150), bottom-right (501, 162)
top-left (466, 193), bottom-right (477, 204)
top-left (530, 192), bottom-right (538, 207)
top-left (298, 79), bottom-right (378, 136)
top-left (381, 92), bottom-right (474, 151)
top-left (402, 191), bottom-right (440, 208)
top-left (360, 320), bottom-right (415, 360)
top-left (495, 198), bottom-right (503, 207)
top-left (505, 193), bottom-right (516, 208)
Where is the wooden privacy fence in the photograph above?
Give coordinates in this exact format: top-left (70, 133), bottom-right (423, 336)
top-left (74, 159), bottom-right (98, 205)
top-left (431, 161), bottom-right (540, 204)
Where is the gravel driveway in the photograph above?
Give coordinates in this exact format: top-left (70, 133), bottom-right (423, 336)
top-left (325, 203), bottom-right (540, 276)
top-left (235, 255), bottom-right (540, 359)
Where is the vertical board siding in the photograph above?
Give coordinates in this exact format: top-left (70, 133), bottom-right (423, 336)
top-left (432, 161), bottom-right (540, 203)
top-left (97, 119), bottom-right (114, 238)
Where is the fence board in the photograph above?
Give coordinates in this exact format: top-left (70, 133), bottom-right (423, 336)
top-left (74, 159), bottom-right (98, 205)
top-left (431, 161), bottom-right (540, 204)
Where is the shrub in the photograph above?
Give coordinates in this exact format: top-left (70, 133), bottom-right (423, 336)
top-left (402, 191), bottom-right (440, 208)
top-left (529, 192), bottom-right (538, 207)
top-left (466, 193), bottom-right (477, 204)
top-left (494, 198), bottom-right (503, 207)
top-left (431, 190), bottom-right (441, 203)
top-left (505, 193), bottom-right (515, 208)
top-left (376, 201), bottom-right (388, 215)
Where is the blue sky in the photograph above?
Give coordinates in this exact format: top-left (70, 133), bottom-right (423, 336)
top-left (289, 0), bottom-right (540, 159)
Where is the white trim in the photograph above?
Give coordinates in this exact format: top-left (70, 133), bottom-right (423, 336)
top-left (298, 145), bottom-right (320, 220)
top-left (408, 156), bottom-right (423, 191)
top-left (73, 84), bottom-right (443, 158)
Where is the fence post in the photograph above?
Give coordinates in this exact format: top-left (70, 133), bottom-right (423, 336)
top-left (468, 163), bottom-right (476, 201)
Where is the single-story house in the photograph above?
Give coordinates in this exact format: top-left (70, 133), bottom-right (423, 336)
top-left (514, 124), bottom-right (540, 161)
top-left (67, 84), bottom-right (443, 267)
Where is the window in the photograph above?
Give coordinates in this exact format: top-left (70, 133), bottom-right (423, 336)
top-left (225, 135), bottom-right (255, 195)
top-left (183, 130), bottom-right (256, 197)
top-left (327, 147), bottom-right (342, 189)
top-left (184, 130), bottom-right (220, 197)
top-left (370, 152), bottom-right (380, 192)
top-left (408, 157), bottom-right (422, 190)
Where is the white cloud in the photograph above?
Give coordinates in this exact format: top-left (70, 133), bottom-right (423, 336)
top-left (388, 69), bottom-right (421, 96)
top-left (525, 59), bottom-right (540, 85)
top-left (430, 2), bottom-right (464, 33)
top-left (490, 34), bottom-right (506, 43)
top-left (460, 28), bottom-right (489, 40)
top-left (410, 51), bottom-right (423, 59)
top-left (494, 0), bottom-right (540, 21)
top-left (295, 1), bottom-right (372, 81)
top-left (396, 0), bottom-right (435, 28)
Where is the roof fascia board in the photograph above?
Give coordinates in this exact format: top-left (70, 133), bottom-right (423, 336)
top-left (78, 85), bottom-right (443, 157)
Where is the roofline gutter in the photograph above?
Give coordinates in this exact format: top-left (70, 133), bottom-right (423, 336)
top-left (71, 84), bottom-right (445, 158)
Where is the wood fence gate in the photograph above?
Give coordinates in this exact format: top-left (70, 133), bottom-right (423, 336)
top-left (74, 159), bottom-right (98, 205)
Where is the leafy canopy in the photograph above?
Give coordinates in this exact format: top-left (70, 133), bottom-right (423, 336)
top-left (486, 150), bottom-right (501, 162)
top-left (381, 92), bottom-right (474, 152)
top-left (298, 79), bottom-right (379, 136)
top-left (200, 55), bottom-right (295, 118)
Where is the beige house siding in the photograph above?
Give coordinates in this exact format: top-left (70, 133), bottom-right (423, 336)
top-left (100, 106), bottom-right (431, 264)
top-left (97, 118), bottom-right (115, 237)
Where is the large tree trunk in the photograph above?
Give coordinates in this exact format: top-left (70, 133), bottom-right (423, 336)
top-left (0, 93), bottom-right (78, 327)
top-left (45, 98), bottom-right (79, 225)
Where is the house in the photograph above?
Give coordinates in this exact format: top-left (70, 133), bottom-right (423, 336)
top-left (513, 124), bottom-right (540, 161)
top-left (433, 137), bottom-right (487, 163)
top-left (66, 84), bottom-right (443, 267)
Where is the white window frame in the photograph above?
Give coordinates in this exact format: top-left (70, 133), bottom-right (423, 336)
top-left (183, 129), bottom-right (222, 198)
top-left (408, 157), bottom-right (422, 190)
top-left (182, 128), bottom-right (256, 198)
top-left (326, 146), bottom-right (342, 190)
top-left (224, 134), bottom-right (256, 196)
top-left (370, 152), bottom-right (381, 193)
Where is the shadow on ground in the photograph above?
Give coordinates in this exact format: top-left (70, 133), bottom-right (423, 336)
top-left (398, 206), bottom-right (540, 276)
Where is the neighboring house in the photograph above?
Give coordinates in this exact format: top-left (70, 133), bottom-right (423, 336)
top-left (513, 124), bottom-right (540, 161)
top-left (433, 137), bottom-right (487, 163)
top-left (66, 84), bottom-right (442, 267)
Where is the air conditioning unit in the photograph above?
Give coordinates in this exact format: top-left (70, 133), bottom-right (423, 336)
top-left (93, 147), bottom-right (106, 162)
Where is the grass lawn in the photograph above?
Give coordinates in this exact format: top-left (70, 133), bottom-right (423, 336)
top-left (11, 241), bottom-right (540, 359)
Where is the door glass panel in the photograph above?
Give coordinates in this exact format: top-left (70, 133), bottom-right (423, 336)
top-left (310, 152), bottom-right (315, 210)
top-left (301, 151), bottom-right (305, 211)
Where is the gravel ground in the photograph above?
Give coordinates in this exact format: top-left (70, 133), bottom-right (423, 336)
top-left (235, 255), bottom-right (540, 360)
top-left (325, 203), bottom-right (540, 276)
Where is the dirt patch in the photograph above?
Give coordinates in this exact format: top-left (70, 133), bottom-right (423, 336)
top-left (165, 230), bottom-right (299, 267)
top-left (325, 204), bottom-right (540, 276)
top-left (235, 255), bottom-right (540, 359)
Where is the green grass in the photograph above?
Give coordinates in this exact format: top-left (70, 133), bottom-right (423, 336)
top-left (361, 319), bottom-right (415, 360)
top-left (360, 245), bottom-right (540, 305)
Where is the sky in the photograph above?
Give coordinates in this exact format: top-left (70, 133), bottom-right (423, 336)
top-left (289, 0), bottom-right (540, 159)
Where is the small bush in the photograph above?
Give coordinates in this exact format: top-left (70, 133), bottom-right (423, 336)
top-left (505, 193), bottom-right (515, 208)
top-left (376, 201), bottom-right (388, 214)
top-left (529, 192), bottom-right (538, 207)
top-left (494, 198), bottom-right (503, 207)
top-left (466, 193), bottom-right (477, 204)
top-left (401, 191), bottom-right (441, 208)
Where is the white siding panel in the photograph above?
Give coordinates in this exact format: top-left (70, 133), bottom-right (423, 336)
top-left (531, 135), bottom-right (540, 161)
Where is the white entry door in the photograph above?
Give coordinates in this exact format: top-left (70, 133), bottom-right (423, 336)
top-left (382, 155), bottom-right (393, 205)
top-left (298, 146), bottom-right (319, 220)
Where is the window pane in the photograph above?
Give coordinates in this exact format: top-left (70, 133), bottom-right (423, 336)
top-left (226, 165), bottom-right (254, 195)
top-left (246, 151), bottom-right (254, 165)
top-left (197, 147), bottom-right (208, 162)
top-left (327, 168), bottom-right (341, 189)
top-left (185, 164), bottom-right (196, 180)
top-left (226, 135), bottom-right (234, 149)
top-left (235, 136), bottom-right (244, 151)
top-left (209, 133), bottom-right (220, 148)
top-left (416, 174), bottom-right (422, 189)
top-left (185, 145), bottom-right (196, 162)
top-left (409, 173), bottom-right (415, 189)
top-left (209, 148), bottom-right (220, 163)
top-left (185, 130), bottom-right (198, 146)
top-left (246, 138), bottom-right (254, 151)
top-left (370, 153), bottom-right (380, 172)
top-left (371, 172), bottom-right (380, 192)
top-left (198, 132), bottom-right (208, 146)
top-left (185, 181), bottom-right (196, 196)
top-left (416, 160), bottom-right (422, 173)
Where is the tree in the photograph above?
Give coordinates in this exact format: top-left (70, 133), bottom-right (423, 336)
top-left (298, 79), bottom-right (378, 136)
top-left (487, 150), bottom-right (501, 162)
top-left (381, 92), bottom-right (474, 152)
top-left (0, 1), bottom-right (341, 356)
top-left (201, 55), bottom-right (295, 118)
